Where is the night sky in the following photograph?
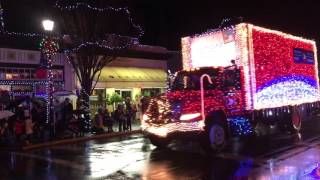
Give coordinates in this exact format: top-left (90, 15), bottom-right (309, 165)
top-left (1, 0), bottom-right (320, 51)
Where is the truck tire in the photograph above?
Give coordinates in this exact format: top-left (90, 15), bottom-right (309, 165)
top-left (290, 107), bottom-right (302, 133)
top-left (148, 135), bottom-right (169, 148)
top-left (202, 115), bottom-right (227, 153)
top-left (285, 106), bottom-right (301, 134)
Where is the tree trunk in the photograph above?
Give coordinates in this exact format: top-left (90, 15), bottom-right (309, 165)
top-left (79, 77), bottom-right (93, 132)
top-left (79, 89), bottom-right (91, 132)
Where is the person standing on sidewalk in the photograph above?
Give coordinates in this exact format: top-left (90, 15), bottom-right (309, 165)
top-left (140, 96), bottom-right (150, 114)
top-left (125, 97), bottom-right (133, 131)
top-left (59, 98), bottom-right (73, 137)
top-left (114, 104), bottom-right (126, 132)
top-left (23, 97), bottom-right (34, 145)
top-left (31, 103), bottom-right (42, 141)
top-left (14, 108), bottom-right (24, 144)
top-left (94, 107), bottom-right (105, 134)
top-left (104, 108), bottom-right (113, 133)
top-left (53, 99), bottom-right (61, 136)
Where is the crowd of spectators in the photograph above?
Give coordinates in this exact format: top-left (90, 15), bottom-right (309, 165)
top-left (0, 95), bottom-right (151, 147)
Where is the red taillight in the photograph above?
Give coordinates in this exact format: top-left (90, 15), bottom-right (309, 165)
top-left (179, 113), bottom-right (201, 121)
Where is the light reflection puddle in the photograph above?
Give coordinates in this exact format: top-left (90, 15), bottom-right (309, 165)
top-left (88, 138), bottom-right (154, 178)
top-left (249, 147), bottom-right (320, 179)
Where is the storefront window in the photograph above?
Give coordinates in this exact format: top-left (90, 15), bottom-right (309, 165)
top-left (121, 90), bottom-right (131, 99)
top-left (0, 67), bottom-right (63, 80)
top-left (25, 69), bottom-right (31, 79)
top-left (141, 88), bottom-right (160, 97)
top-left (0, 69), bottom-right (4, 79)
top-left (115, 89), bottom-right (132, 100)
top-left (12, 85), bottom-right (33, 93)
top-left (57, 70), bottom-right (63, 80)
top-left (90, 89), bottom-right (106, 114)
top-left (53, 84), bottom-right (64, 92)
top-left (31, 69), bottom-right (36, 79)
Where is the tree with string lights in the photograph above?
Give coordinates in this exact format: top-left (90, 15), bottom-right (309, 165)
top-left (55, 1), bottom-right (143, 131)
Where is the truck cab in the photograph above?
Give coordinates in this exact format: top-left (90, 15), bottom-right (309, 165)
top-left (142, 66), bottom-right (249, 152)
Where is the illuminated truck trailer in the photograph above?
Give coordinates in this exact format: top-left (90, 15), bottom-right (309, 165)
top-left (142, 23), bottom-right (320, 152)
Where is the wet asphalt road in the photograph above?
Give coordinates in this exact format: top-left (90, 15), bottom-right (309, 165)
top-left (2, 117), bottom-right (320, 179)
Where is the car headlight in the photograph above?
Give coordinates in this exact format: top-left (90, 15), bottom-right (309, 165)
top-left (179, 113), bottom-right (201, 121)
top-left (142, 114), bottom-right (149, 121)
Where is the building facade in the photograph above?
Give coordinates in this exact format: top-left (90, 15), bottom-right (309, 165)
top-left (89, 45), bottom-right (169, 112)
top-left (0, 47), bottom-right (75, 101)
top-left (0, 42), bottom-right (171, 116)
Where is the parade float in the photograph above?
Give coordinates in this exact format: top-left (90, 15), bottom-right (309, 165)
top-left (141, 23), bottom-right (320, 152)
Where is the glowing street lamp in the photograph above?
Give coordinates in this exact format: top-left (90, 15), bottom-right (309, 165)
top-left (42, 19), bottom-right (54, 32)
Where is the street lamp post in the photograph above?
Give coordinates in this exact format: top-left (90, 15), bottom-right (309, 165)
top-left (40, 19), bottom-right (58, 131)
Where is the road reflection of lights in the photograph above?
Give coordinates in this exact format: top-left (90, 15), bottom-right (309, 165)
top-left (251, 147), bottom-right (320, 179)
top-left (141, 162), bottom-right (176, 180)
top-left (88, 138), bottom-right (153, 178)
top-left (9, 152), bottom-right (15, 169)
top-left (296, 133), bottom-right (302, 141)
top-left (146, 126), bottom-right (168, 137)
top-left (268, 159), bottom-right (274, 172)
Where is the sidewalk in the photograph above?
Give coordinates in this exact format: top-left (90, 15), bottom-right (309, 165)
top-left (22, 121), bottom-right (143, 150)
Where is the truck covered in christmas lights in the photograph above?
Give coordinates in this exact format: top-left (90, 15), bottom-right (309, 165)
top-left (141, 23), bottom-right (320, 152)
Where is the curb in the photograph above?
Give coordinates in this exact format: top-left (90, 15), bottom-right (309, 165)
top-left (22, 129), bottom-right (142, 150)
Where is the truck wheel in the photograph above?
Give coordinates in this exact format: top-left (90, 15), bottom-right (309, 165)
top-left (148, 135), bottom-right (169, 148)
top-left (202, 121), bottom-right (226, 153)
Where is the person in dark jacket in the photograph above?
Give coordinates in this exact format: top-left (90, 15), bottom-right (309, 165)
top-left (59, 98), bottom-right (73, 136)
top-left (104, 108), bottom-right (113, 132)
top-left (93, 107), bottom-right (105, 134)
top-left (114, 104), bottom-right (126, 132)
top-left (126, 97), bottom-right (136, 131)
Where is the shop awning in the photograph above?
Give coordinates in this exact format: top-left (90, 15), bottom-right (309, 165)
top-left (96, 67), bottom-right (168, 89)
top-left (99, 67), bottom-right (167, 82)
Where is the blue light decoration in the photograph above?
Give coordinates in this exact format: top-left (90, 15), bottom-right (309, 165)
top-left (255, 75), bottom-right (319, 109)
top-left (228, 116), bottom-right (254, 136)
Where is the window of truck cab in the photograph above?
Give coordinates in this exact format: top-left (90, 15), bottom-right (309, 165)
top-left (171, 67), bottom-right (241, 91)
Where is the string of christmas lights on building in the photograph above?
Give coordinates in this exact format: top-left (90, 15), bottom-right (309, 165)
top-left (54, 1), bottom-right (144, 38)
top-left (0, 0), bottom-right (45, 38)
top-left (64, 39), bottom-right (132, 54)
top-left (0, 1), bottom-right (144, 49)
